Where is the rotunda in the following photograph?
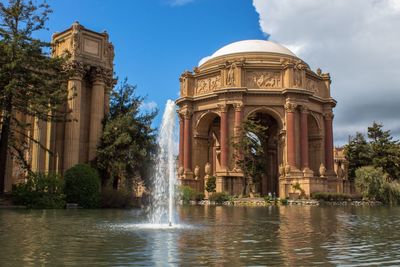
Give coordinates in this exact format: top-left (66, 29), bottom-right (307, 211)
top-left (176, 40), bottom-right (349, 197)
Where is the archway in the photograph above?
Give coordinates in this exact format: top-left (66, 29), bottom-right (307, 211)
top-left (194, 112), bottom-right (221, 190)
top-left (308, 114), bottom-right (322, 175)
top-left (243, 110), bottom-right (281, 196)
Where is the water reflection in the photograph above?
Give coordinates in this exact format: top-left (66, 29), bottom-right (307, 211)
top-left (1, 206), bottom-right (400, 266)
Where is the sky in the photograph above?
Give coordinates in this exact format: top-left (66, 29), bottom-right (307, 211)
top-left (35, 0), bottom-right (400, 145)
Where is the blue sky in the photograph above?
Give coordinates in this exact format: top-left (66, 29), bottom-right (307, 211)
top-left (39, 0), bottom-right (265, 124)
top-left (34, 0), bottom-right (400, 144)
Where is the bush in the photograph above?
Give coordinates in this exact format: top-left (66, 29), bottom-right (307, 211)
top-left (12, 172), bottom-right (66, 209)
top-left (100, 187), bottom-right (134, 208)
top-left (209, 192), bottom-right (230, 204)
top-left (311, 192), bottom-right (362, 202)
top-left (179, 186), bottom-right (204, 203)
top-left (355, 166), bottom-right (387, 201)
top-left (206, 176), bottom-right (216, 193)
top-left (380, 181), bottom-right (400, 205)
top-left (64, 164), bottom-right (100, 208)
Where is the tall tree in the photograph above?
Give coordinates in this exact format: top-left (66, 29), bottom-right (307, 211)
top-left (367, 122), bottom-right (400, 179)
top-left (344, 132), bottom-right (372, 179)
top-left (0, 0), bottom-right (70, 193)
top-left (95, 79), bottom-right (157, 191)
top-left (233, 118), bottom-right (268, 196)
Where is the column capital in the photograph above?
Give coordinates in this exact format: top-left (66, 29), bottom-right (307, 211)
top-left (218, 103), bottom-right (228, 113)
top-left (323, 111), bottom-right (334, 120)
top-left (65, 60), bottom-right (87, 79)
top-left (90, 66), bottom-right (113, 85)
top-left (182, 109), bottom-right (193, 119)
top-left (233, 102), bottom-right (243, 112)
top-left (284, 102), bottom-right (297, 113)
top-left (299, 105), bottom-right (310, 114)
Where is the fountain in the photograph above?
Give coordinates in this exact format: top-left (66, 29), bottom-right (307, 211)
top-left (148, 99), bottom-right (178, 227)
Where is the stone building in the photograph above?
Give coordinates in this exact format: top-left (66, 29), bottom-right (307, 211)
top-left (176, 40), bottom-right (351, 198)
top-left (3, 22), bottom-right (114, 192)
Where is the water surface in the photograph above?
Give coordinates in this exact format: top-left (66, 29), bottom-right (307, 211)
top-left (1, 206), bottom-right (399, 266)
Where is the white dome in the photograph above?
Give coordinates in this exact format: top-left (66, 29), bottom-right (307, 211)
top-left (199, 40), bottom-right (297, 66)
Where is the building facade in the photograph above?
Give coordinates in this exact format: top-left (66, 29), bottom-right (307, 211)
top-left (176, 40), bottom-right (351, 197)
top-left (4, 22), bottom-right (114, 192)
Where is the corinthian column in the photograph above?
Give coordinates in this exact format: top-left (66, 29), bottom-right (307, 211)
top-left (324, 111), bottom-right (334, 172)
top-left (88, 67), bottom-right (107, 161)
top-left (233, 102), bottom-right (243, 165)
top-left (183, 110), bottom-right (192, 172)
top-left (219, 104), bottom-right (229, 170)
top-left (300, 106), bottom-right (310, 170)
top-left (179, 114), bottom-right (184, 168)
top-left (285, 102), bottom-right (297, 168)
top-left (63, 62), bottom-right (85, 172)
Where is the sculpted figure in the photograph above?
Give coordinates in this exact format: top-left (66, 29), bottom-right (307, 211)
top-left (319, 163), bottom-right (326, 177)
top-left (194, 165), bottom-right (200, 180)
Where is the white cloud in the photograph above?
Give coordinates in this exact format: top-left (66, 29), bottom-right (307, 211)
top-left (140, 101), bottom-right (158, 112)
top-left (167, 0), bottom-right (195, 6)
top-left (252, 0), bottom-right (400, 145)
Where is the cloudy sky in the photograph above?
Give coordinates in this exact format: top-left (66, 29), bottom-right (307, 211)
top-left (39, 0), bottom-right (399, 145)
top-left (253, 0), bottom-right (400, 144)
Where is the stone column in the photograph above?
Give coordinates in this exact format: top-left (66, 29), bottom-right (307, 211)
top-left (183, 110), bottom-right (192, 172)
top-left (179, 115), bottom-right (184, 168)
top-left (219, 104), bottom-right (229, 170)
top-left (233, 102), bottom-right (243, 167)
top-left (88, 67), bottom-right (106, 161)
top-left (300, 106), bottom-right (310, 170)
top-left (63, 64), bottom-right (84, 172)
top-left (324, 111), bottom-right (334, 172)
top-left (285, 102), bottom-right (297, 168)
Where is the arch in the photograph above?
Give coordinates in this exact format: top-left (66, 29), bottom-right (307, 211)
top-left (244, 106), bottom-right (284, 130)
top-left (308, 113), bottom-right (323, 174)
top-left (195, 110), bottom-right (220, 136)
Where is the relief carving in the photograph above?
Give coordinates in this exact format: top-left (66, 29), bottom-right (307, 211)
top-left (306, 78), bottom-right (319, 94)
top-left (247, 71), bottom-right (281, 89)
top-left (70, 22), bottom-right (81, 56)
top-left (226, 62), bottom-right (237, 86)
top-left (195, 75), bottom-right (221, 95)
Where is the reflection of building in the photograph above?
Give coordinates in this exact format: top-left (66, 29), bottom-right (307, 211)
top-left (176, 40), bottom-right (350, 197)
top-left (4, 23), bottom-right (114, 192)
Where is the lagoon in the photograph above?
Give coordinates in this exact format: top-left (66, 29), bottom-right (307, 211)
top-left (1, 206), bottom-right (400, 266)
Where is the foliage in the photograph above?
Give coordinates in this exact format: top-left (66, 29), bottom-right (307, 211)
top-left (205, 176), bottom-right (216, 193)
top-left (64, 164), bottom-right (100, 208)
top-left (0, 0), bottom-right (71, 193)
top-left (380, 181), bottom-right (400, 205)
top-left (344, 122), bottom-right (400, 180)
top-left (280, 198), bottom-right (289, 205)
top-left (367, 122), bottom-right (400, 180)
top-left (11, 172), bottom-right (65, 208)
top-left (355, 166), bottom-right (387, 201)
top-left (264, 193), bottom-right (277, 203)
top-left (100, 187), bottom-right (134, 208)
top-left (344, 132), bottom-right (372, 179)
top-left (355, 166), bottom-right (400, 204)
top-left (311, 192), bottom-right (362, 202)
top-left (95, 79), bottom-right (157, 190)
top-left (232, 117), bottom-right (268, 195)
top-left (209, 192), bottom-right (230, 204)
top-left (179, 185), bottom-right (204, 204)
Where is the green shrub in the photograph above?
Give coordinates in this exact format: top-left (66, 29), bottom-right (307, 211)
top-left (209, 192), bottom-right (230, 204)
top-left (64, 164), bottom-right (100, 208)
top-left (194, 191), bottom-right (205, 201)
top-left (380, 181), bottom-right (400, 205)
top-left (100, 187), bottom-right (134, 208)
top-left (280, 198), bottom-right (289, 205)
top-left (11, 172), bottom-right (65, 209)
top-left (311, 192), bottom-right (362, 202)
top-left (179, 185), bottom-right (195, 204)
top-left (355, 166), bottom-right (387, 201)
top-left (206, 176), bottom-right (216, 193)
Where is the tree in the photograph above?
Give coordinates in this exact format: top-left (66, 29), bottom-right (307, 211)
top-left (0, 0), bottom-right (70, 193)
top-left (367, 122), bottom-right (400, 179)
top-left (232, 118), bottom-right (268, 196)
top-left (95, 79), bottom-right (157, 190)
top-left (344, 132), bottom-right (372, 179)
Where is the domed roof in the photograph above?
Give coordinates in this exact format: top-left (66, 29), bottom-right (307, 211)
top-left (199, 40), bottom-right (297, 66)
